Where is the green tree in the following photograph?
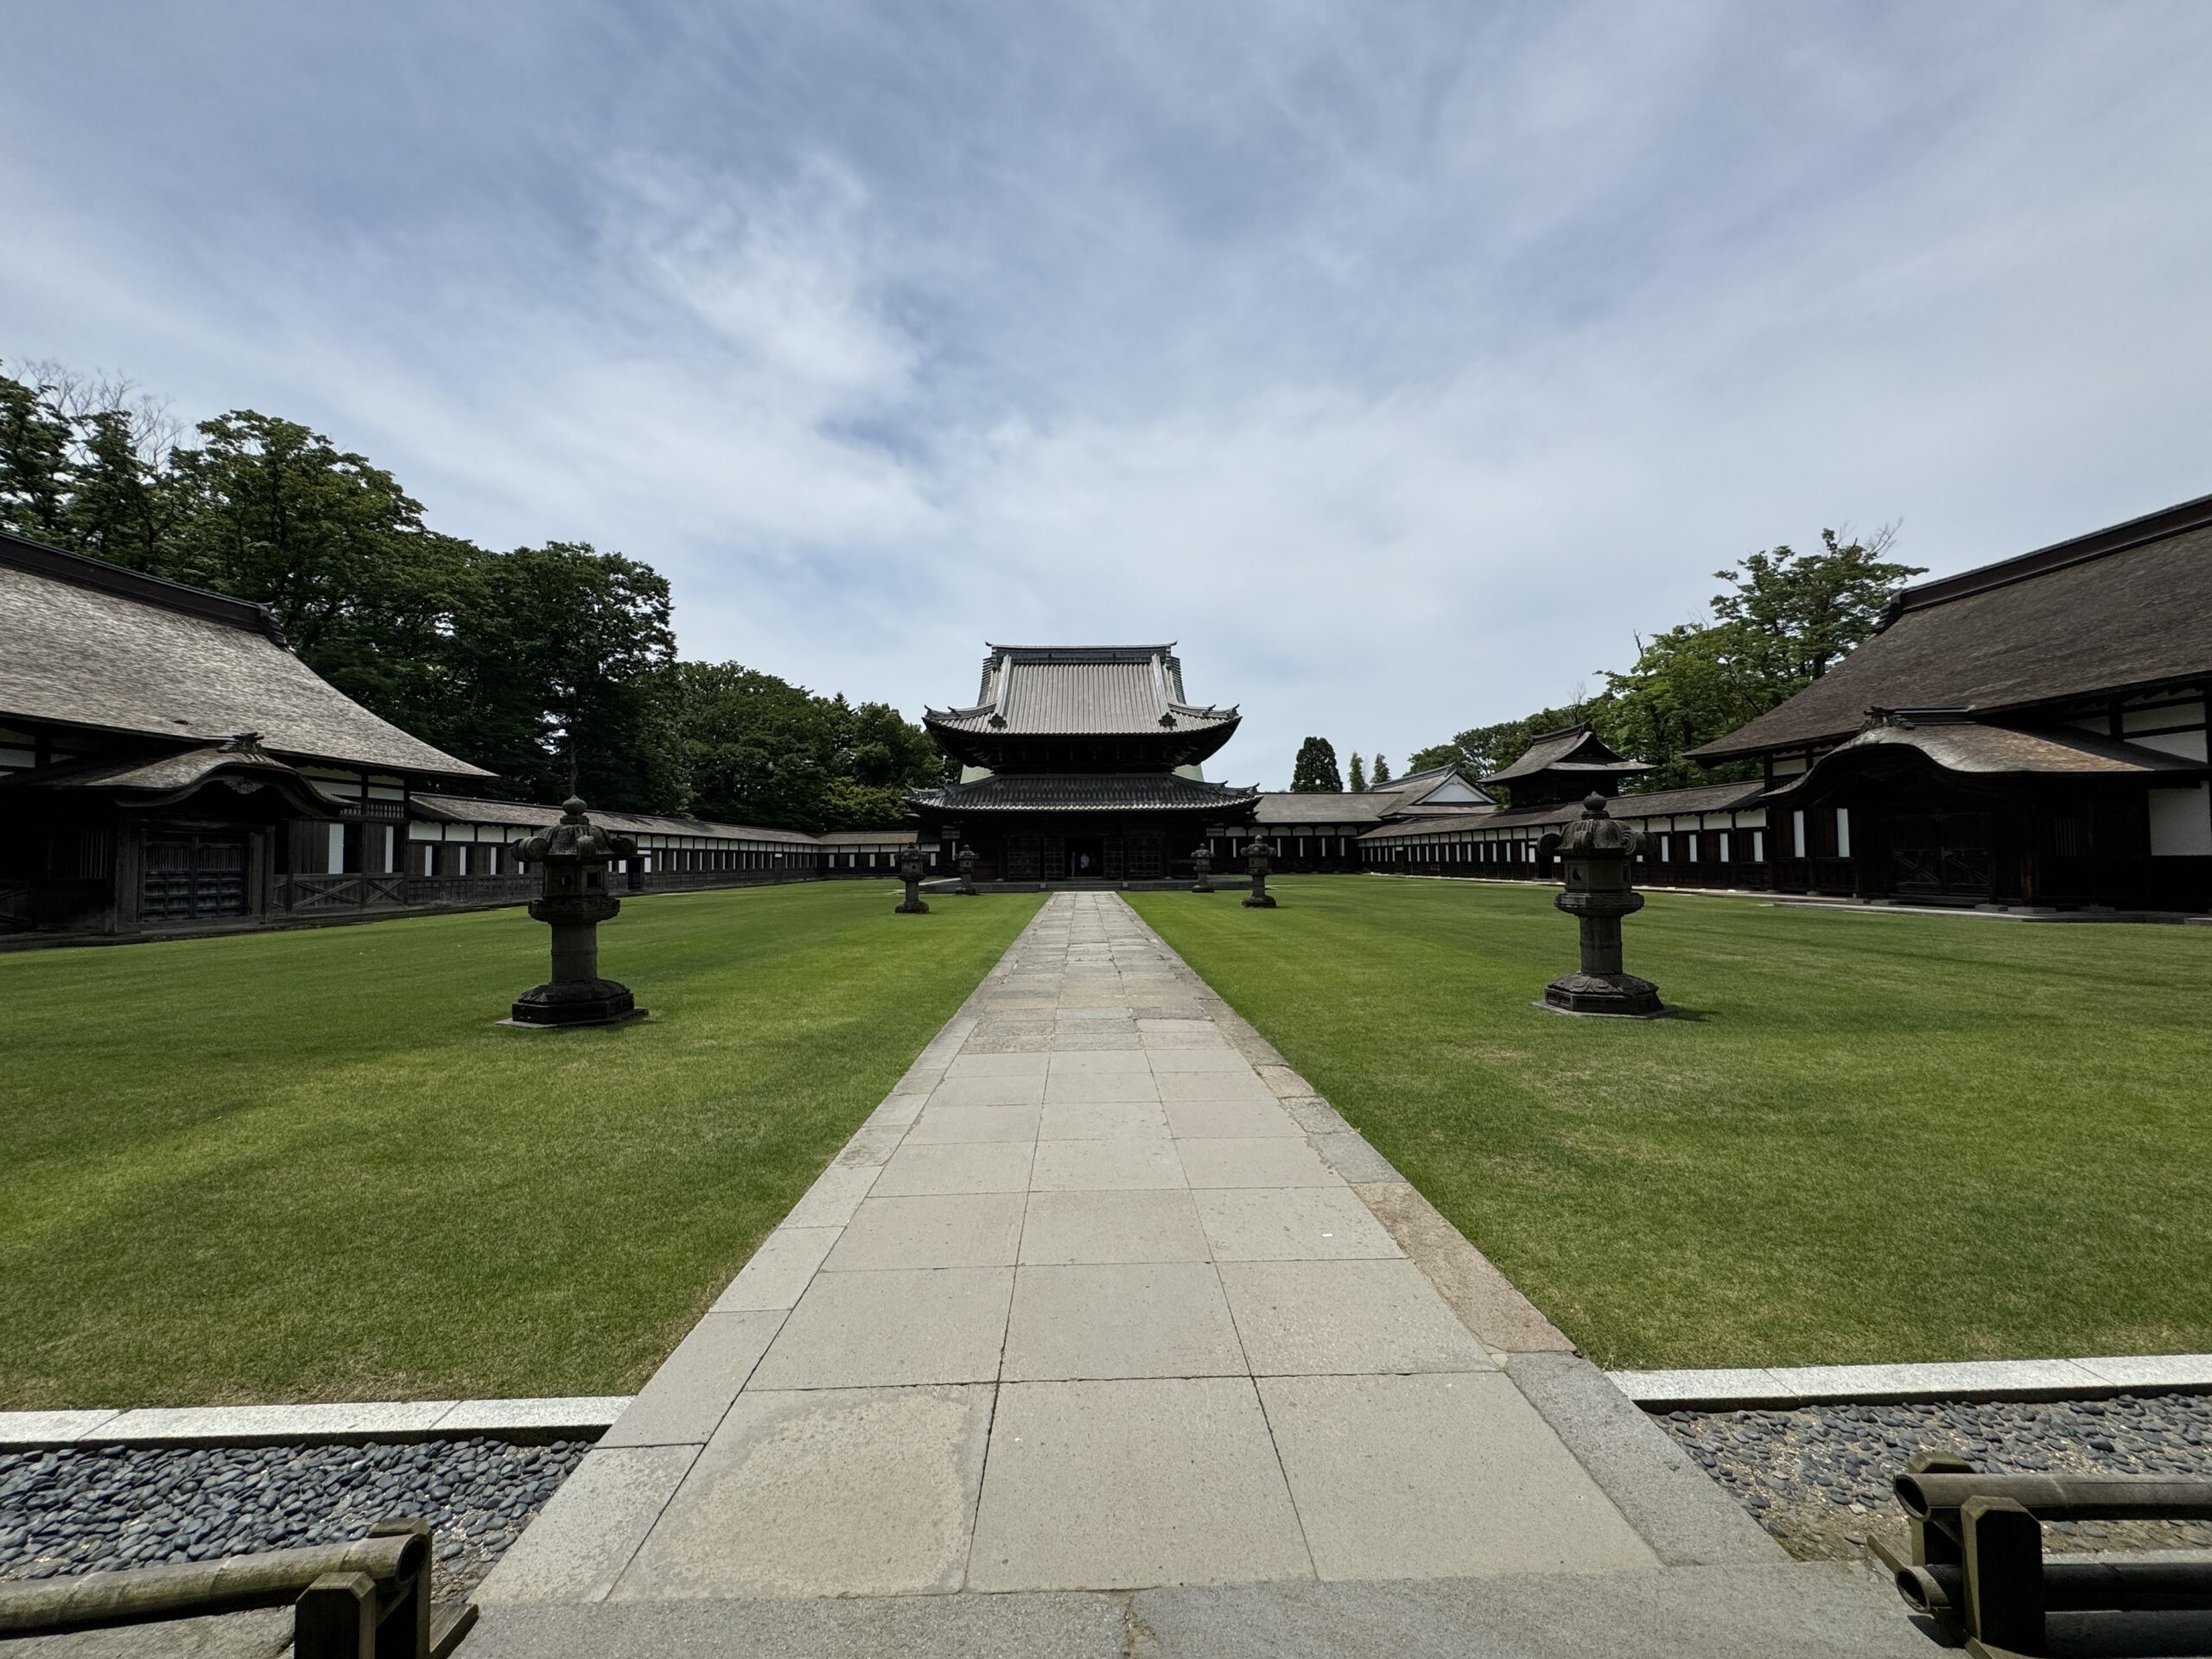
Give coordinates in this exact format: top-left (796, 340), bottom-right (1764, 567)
top-left (1371, 754), bottom-right (1392, 785)
top-left (1598, 625), bottom-right (1776, 790)
top-left (1710, 527), bottom-right (1922, 683)
top-left (1289, 735), bottom-right (1344, 792)
top-left (1408, 701), bottom-right (1594, 781)
top-left (431, 542), bottom-right (681, 810)
top-left (661, 663), bottom-right (937, 833)
top-left (162, 410), bottom-right (462, 725)
top-left (1347, 752), bottom-right (1367, 792)
top-left (0, 368), bottom-right (73, 542)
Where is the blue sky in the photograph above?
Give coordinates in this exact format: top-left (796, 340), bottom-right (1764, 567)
top-left (8, 3), bottom-right (2212, 786)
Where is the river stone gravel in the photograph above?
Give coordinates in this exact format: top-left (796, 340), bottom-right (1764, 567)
top-left (1656, 1394), bottom-right (2212, 1561)
top-left (0, 1438), bottom-right (589, 1599)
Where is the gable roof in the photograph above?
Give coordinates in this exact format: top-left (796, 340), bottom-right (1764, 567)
top-left (0, 531), bottom-right (490, 779)
top-left (410, 794), bottom-right (822, 843)
top-left (908, 772), bottom-right (1261, 816)
top-left (925, 645), bottom-right (1238, 741)
top-left (1478, 724), bottom-right (1647, 786)
top-left (1380, 764), bottom-right (1497, 810)
top-left (1252, 791), bottom-right (1395, 825)
top-left (1690, 492), bottom-right (2212, 762)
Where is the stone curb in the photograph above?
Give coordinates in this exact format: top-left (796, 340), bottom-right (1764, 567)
top-left (1506, 1353), bottom-right (1784, 1567)
top-left (0, 1395), bottom-right (631, 1452)
top-left (1610, 1354), bottom-right (2212, 1410)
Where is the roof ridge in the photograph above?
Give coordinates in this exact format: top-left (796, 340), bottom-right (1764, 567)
top-left (1890, 489), bottom-right (2212, 620)
top-left (0, 529), bottom-right (287, 644)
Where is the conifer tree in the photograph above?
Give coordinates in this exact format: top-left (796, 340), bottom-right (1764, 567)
top-left (1372, 754), bottom-right (1393, 785)
top-left (1288, 735), bottom-right (1344, 792)
top-left (1348, 752), bottom-right (1367, 792)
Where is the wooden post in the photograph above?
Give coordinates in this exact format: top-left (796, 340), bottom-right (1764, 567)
top-left (1961, 1496), bottom-right (2044, 1656)
top-left (294, 1571), bottom-right (376, 1659)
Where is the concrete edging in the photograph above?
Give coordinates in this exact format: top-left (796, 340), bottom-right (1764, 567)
top-left (0, 1395), bottom-right (631, 1452)
top-left (1610, 1354), bottom-right (2212, 1411)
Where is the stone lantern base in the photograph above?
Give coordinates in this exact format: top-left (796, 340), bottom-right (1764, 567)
top-left (1241, 891), bottom-right (1275, 909)
top-left (1541, 969), bottom-right (1664, 1018)
top-left (507, 978), bottom-right (647, 1027)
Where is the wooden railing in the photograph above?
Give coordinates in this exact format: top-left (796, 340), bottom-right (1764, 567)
top-left (276, 874), bottom-right (411, 912)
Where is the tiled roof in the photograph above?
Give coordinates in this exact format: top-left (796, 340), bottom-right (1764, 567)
top-left (1252, 791), bottom-right (1395, 825)
top-left (1478, 724), bottom-right (1646, 785)
top-left (907, 772), bottom-right (1261, 815)
top-left (0, 531), bottom-right (490, 779)
top-left (411, 795), bottom-right (822, 843)
top-left (1361, 780), bottom-right (1766, 839)
top-left (925, 645), bottom-right (1237, 739)
top-left (1762, 719), bottom-right (2201, 807)
top-left (1691, 493), bottom-right (2212, 761)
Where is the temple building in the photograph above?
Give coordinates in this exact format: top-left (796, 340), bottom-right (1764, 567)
top-left (0, 532), bottom-right (926, 940)
top-left (0, 530), bottom-right (494, 934)
top-left (1233, 762), bottom-right (1498, 873)
top-left (1366, 493), bottom-right (2212, 912)
top-left (906, 645), bottom-right (1261, 881)
top-left (1357, 726), bottom-right (1770, 885)
top-left (1688, 492), bottom-right (2212, 909)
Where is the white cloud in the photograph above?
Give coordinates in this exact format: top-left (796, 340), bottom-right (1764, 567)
top-left (4, 1), bottom-right (2212, 783)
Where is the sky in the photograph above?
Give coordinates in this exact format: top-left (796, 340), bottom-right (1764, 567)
top-left (8, 3), bottom-right (2212, 788)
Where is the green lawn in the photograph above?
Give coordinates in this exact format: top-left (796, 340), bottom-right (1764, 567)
top-left (0, 884), bottom-right (1041, 1410)
top-left (1128, 879), bottom-right (2212, 1371)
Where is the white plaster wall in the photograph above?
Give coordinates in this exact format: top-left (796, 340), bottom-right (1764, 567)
top-left (2149, 783), bottom-right (2212, 856)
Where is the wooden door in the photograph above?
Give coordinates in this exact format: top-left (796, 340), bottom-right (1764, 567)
top-left (142, 833), bottom-right (251, 921)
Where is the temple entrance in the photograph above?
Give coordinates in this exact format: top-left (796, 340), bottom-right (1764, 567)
top-left (1061, 835), bottom-right (1106, 881)
top-left (142, 832), bottom-right (251, 921)
top-left (1891, 810), bottom-right (1993, 899)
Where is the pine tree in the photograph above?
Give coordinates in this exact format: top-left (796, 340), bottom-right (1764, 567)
top-left (1288, 735), bottom-right (1344, 792)
top-left (1372, 754), bottom-right (1393, 785)
top-left (1347, 752), bottom-right (1367, 792)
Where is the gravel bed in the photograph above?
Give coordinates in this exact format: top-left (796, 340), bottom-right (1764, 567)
top-left (0, 1437), bottom-right (589, 1599)
top-left (1656, 1394), bottom-right (2212, 1561)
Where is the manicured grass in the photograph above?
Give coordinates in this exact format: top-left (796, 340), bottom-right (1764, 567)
top-left (1128, 879), bottom-right (2212, 1371)
top-left (0, 884), bottom-right (1041, 1409)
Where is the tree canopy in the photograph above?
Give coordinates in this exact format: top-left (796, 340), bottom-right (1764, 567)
top-left (1289, 735), bottom-right (1344, 792)
top-left (1347, 752), bottom-right (1367, 792)
top-left (0, 360), bottom-right (935, 830)
top-left (1410, 528), bottom-right (1923, 792)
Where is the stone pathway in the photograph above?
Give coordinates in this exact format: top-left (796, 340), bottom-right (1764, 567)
top-left (468, 892), bottom-right (1924, 1656)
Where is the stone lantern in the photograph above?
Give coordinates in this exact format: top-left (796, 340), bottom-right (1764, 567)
top-left (955, 843), bottom-right (979, 896)
top-left (506, 797), bottom-right (645, 1027)
top-left (1190, 842), bottom-right (1215, 893)
top-left (1543, 794), bottom-right (1662, 1017)
top-left (1241, 835), bottom-right (1277, 909)
top-left (894, 842), bottom-right (931, 914)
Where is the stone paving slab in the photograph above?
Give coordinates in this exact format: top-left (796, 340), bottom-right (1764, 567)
top-left (967, 1376), bottom-right (1313, 1590)
top-left (1128, 1563), bottom-right (1936, 1659)
top-left (463, 1566), bottom-right (1931, 1658)
top-left (611, 1385), bottom-right (993, 1599)
top-left (480, 892), bottom-right (1703, 1612)
top-left (747, 1267), bottom-right (1013, 1389)
top-left (1001, 1262), bottom-right (1245, 1381)
top-left (1219, 1259), bottom-right (1497, 1376)
top-left (1258, 1373), bottom-right (1656, 1580)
